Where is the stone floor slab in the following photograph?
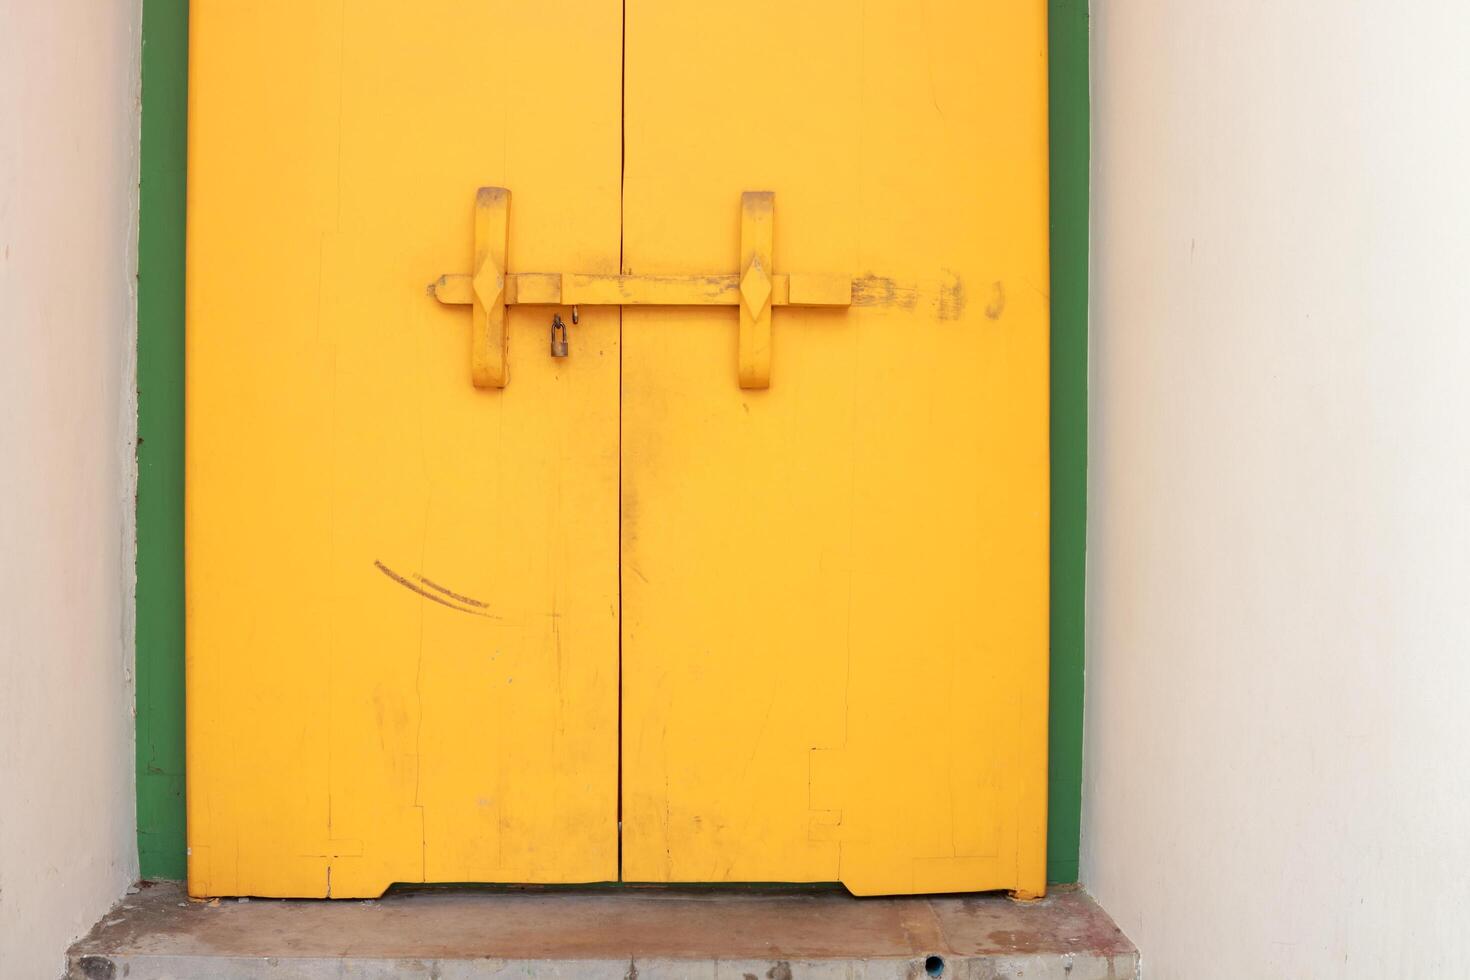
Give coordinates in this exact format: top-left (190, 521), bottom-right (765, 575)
top-left (69, 881), bottom-right (1138, 980)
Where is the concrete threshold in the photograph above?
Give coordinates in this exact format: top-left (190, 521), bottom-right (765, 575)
top-left (69, 881), bottom-right (1138, 980)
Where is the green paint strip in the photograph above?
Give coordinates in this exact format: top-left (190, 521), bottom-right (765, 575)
top-left (1046, 0), bottom-right (1090, 885)
top-left (133, 0), bottom-right (1089, 885)
top-left (136, 0), bottom-right (189, 881)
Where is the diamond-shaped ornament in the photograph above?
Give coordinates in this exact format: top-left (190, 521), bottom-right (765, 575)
top-left (473, 259), bottom-right (504, 310)
top-left (740, 256), bottom-right (772, 319)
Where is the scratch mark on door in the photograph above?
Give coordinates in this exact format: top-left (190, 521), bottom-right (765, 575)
top-left (374, 560), bottom-right (500, 618)
top-left (412, 573), bottom-right (492, 609)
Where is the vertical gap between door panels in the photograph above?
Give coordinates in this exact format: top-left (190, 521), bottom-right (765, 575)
top-left (616, 0), bottom-right (627, 882)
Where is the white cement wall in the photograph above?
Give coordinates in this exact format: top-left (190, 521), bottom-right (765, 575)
top-left (1084, 3), bottom-right (1470, 977)
top-left (0, 2), bottom-right (143, 976)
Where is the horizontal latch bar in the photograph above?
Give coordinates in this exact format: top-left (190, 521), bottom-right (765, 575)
top-left (431, 272), bottom-right (851, 308)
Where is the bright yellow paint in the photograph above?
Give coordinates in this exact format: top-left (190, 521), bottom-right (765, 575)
top-left (619, 0), bottom-right (1050, 896)
top-left (186, 0), bottom-right (623, 897)
top-left (469, 187), bottom-right (510, 389)
top-left (188, 0), bottom-right (1047, 900)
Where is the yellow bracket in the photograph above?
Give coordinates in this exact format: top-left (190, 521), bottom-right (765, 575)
top-left (470, 187), bottom-right (510, 388)
top-left (433, 188), bottom-right (851, 389)
top-left (737, 191), bottom-right (774, 388)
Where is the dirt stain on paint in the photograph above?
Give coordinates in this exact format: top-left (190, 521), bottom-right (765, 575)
top-left (852, 272), bottom-right (968, 319)
top-left (984, 281), bottom-right (1006, 320)
top-left (852, 276), bottom-right (920, 312)
top-left (938, 269), bottom-right (966, 321)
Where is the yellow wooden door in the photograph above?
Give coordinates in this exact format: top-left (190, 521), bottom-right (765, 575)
top-left (618, 0), bottom-right (1051, 896)
top-left (185, 0), bottom-right (623, 897)
top-left (188, 0), bottom-right (1046, 900)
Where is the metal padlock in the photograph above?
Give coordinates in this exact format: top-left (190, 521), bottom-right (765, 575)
top-left (550, 313), bottom-right (569, 357)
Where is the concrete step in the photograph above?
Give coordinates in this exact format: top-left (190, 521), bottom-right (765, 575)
top-left (68, 881), bottom-right (1138, 980)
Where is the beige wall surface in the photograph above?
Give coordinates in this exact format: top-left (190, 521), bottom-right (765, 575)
top-left (0, 1), bottom-right (143, 976)
top-left (1084, 2), bottom-right (1470, 977)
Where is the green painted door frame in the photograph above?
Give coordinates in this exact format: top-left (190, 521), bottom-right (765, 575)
top-left (136, 0), bottom-right (189, 879)
top-left (1046, 0), bottom-right (1089, 886)
top-left (134, 0), bottom-right (1089, 884)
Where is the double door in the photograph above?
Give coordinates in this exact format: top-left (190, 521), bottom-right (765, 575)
top-left (186, 0), bottom-right (1049, 898)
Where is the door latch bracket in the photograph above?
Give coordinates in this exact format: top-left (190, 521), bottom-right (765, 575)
top-left (432, 188), bottom-right (852, 389)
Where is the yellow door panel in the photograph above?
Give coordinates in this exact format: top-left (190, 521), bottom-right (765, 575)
top-left (619, 0), bottom-right (1050, 896)
top-left (185, 0), bottom-right (623, 897)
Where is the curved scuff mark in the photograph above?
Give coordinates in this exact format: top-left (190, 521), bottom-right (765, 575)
top-left (412, 573), bottom-right (491, 609)
top-left (374, 560), bottom-right (499, 618)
